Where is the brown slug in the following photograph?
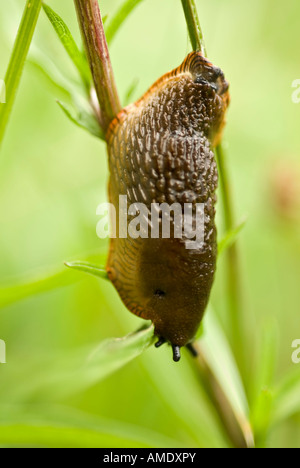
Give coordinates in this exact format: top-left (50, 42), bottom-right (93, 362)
top-left (105, 52), bottom-right (230, 361)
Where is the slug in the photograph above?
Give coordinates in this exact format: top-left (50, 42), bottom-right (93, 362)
top-left (106, 52), bottom-right (230, 361)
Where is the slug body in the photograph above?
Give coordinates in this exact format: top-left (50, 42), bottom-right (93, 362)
top-left (106, 52), bottom-right (229, 360)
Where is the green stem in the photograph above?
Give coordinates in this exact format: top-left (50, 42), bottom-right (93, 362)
top-left (215, 145), bottom-right (235, 230)
top-left (0, 0), bottom-right (42, 147)
top-left (181, 0), bottom-right (244, 361)
top-left (73, 0), bottom-right (121, 132)
top-left (181, 0), bottom-right (248, 444)
top-left (215, 145), bottom-right (243, 359)
top-left (181, 0), bottom-right (206, 55)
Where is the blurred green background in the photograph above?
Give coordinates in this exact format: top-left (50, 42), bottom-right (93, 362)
top-left (0, 0), bottom-right (300, 448)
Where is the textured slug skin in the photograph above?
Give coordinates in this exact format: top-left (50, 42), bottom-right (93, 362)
top-left (106, 52), bottom-right (230, 349)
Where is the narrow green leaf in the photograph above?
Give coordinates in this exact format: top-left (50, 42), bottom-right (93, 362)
top-left (72, 325), bottom-right (155, 395)
top-left (105, 0), bottom-right (145, 44)
top-left (272, 367), bottom-right (300, 424)
top-left (201, 309), bottom-right (249, 417)
top-left (0, 406), bottom-right (181, 448)
top-left (57, 101), bottom-right (105, 140)
top-left (8, 325), bottom-right (155, 400)
top-left (0, 424), bottom-right (147, 448)
top-left (139, 336), bottom-right (229, 448)
top-left (28, 45), bottom-right (101, 135)
top-left (0, 0), bottom-right (42, 146)
top-left (218, 219), bottom-right (247, 257)
top-left (0, 268), bottom-right (79, 310)
top-left (249, 318), bottom-right (278, 446)
top-left (28, 50), bottom-right (74, 102)
top-left (0, 251), bottom-right (107, 310)
top-left (250, 390), bottom-right (273, 448)
top-left (64, 261), bottom-right (108, 280)
top-left (42, 3), bottom-right (91, 90)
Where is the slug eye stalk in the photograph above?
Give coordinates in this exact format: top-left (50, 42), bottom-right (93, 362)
top-left (172, 345), bottom-right (181, 363)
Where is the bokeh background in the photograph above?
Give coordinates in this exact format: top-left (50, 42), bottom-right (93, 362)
top-left (0, 0), bottom-right (300, 448)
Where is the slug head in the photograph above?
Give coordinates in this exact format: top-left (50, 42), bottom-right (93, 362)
top-left (179, 52), bottom-right (230, 146)
top-left (131, 52), bottom-right (230, 147)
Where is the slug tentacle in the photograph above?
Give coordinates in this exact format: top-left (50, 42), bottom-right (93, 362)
top-left (172, 345), bottom-right (181, 363)
top-left (155, 337), bottom-right (167, 348)
top-left (186, 343), bottom-right (198, 358)
top-left (106, 52), bottom-right (230, 359)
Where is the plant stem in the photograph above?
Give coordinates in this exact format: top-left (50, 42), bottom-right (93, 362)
top-left (0, 0), bottom-right (42, 147)
top-left (216, 145), bottom-right (244, 359)
top-left (73, 0), bottom-right (121, 132)
top-left (181, 0), bottom-right (244, 361)
top-left (181, 0), bottom-right (206, 55)
top-left (181, 0), bottom-right (249, 444)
